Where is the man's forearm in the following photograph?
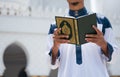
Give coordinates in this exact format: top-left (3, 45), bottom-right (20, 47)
top-left (101, 42), bottom-right (109, 57)
top-left (51, 45), bottom-right (59, 65)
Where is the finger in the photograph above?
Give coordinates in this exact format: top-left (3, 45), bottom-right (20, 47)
top-left (85, 38), bottom-right (97, 43)
top-left (53, 35), bottom-right (69, 39)
top-left (54, 28), bottom-right (61, 35)
top-left (92, 25), bottom-right (102, 35)
top-left (54, 38), bottom-right (70, 43)
top-left (86, 34), bottom-right (97, 38)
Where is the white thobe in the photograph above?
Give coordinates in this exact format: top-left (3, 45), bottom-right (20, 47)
top-left (46, 14), bottom-right (117, 77)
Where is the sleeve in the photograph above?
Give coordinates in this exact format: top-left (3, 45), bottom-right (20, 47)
top-left (46, 24), bottom-right (60, 69)
top-left (100, 17), bottom-right (118, 62)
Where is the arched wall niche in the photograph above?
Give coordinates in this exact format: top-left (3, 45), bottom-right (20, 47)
top-left (2, 41), bottom-right (30, 77)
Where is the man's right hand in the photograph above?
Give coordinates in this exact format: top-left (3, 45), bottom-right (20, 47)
top-left (53, 28), bottom-right (70, 47)
top-left (51, 28), bottom-right (70, 65)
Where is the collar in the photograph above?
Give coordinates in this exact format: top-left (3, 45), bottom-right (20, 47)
top-left (69, 7), bottom-right (87, 18)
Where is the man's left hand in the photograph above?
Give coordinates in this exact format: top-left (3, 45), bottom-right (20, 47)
top-left (85, 25), bottom-right (108, 56)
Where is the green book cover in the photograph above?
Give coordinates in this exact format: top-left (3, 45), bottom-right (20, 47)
top-left (55, 13), bottom-right (97, 45)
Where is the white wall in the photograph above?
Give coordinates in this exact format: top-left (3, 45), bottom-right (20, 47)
top-left (0, 16), bottom-right (52, 76)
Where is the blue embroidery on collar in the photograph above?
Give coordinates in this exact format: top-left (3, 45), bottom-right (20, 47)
top-left (69, 7), bottom-right (87, 18)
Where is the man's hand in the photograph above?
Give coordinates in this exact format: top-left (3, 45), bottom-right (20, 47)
top-left (85, 25), bottom-right (108, 57)
top-left (51, 28), bottom-right (70, 65)
top-left (53, 28), bottom-right (70, 46)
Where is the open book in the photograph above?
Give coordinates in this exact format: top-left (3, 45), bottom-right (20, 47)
top-left (55, 13), bottom-right (97, 45)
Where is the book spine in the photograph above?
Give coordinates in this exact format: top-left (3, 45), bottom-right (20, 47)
top-left (74, 19), bottom-right (79, 45)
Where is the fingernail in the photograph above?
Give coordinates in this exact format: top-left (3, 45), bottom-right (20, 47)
top-left (93, 25), bottom-right (96, 27)
top-left (85, 38), bottom-right (87, 40)
top-left (67, 36), bottom-right (69, 38)
top-left (68, 40), bottom-right (70, 43)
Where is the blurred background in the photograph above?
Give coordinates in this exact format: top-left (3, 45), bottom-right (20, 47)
top-left (0, 0), bottom-right (120, 77)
